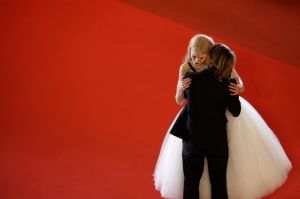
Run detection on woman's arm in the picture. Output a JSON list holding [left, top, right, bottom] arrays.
[[175, 63, 191, 105], [229, 68, 244, 95]]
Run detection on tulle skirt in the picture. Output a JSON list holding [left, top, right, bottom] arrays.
[[153, 97, 292, 199]]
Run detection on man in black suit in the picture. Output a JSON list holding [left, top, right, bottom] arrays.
[[172, 44, 241, 199]]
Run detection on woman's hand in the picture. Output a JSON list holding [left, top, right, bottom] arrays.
[[181, 77, 192, 91], [228, 82, 243, 95]]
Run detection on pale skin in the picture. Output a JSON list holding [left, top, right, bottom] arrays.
[[175, 49, 244, 105]]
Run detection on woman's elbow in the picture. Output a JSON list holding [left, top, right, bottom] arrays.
[[175, 95, 184, 105]]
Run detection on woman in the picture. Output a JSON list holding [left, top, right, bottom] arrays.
[[154, 35, 292, 199]]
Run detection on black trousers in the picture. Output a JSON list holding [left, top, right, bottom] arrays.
[[182, 136, 229, 199]]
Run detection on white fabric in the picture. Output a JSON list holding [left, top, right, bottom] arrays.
[[153, 97, 292, 199]]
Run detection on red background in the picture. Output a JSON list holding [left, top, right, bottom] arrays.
[[0, 0, 299, 198]]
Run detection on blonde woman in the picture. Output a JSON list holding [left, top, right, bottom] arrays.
[[154, 35, 292, 199], [175, 34, 243, 106]]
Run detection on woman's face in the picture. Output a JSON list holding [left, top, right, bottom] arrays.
[[191, 48, 209, 67]]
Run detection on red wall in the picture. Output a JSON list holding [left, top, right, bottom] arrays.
[[0, 0, 299, 198]]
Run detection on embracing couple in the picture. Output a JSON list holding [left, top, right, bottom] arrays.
[[154, 34, 291, 199]]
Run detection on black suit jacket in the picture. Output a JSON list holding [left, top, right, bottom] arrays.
[[170, 68, 241, 142]]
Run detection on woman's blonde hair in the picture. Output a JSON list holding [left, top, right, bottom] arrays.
[[210, 43, 236, 80], [184, 34, 214, 63]]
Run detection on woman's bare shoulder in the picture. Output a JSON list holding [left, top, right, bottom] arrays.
[[179, 62, 190, 74]]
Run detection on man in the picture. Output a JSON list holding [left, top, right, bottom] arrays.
[[172, 43, 241, 199]]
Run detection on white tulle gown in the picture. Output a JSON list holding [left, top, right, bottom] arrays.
[[153, 97, 292, 199]]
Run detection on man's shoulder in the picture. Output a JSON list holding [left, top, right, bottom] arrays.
[[188, 68, 214, 79]]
